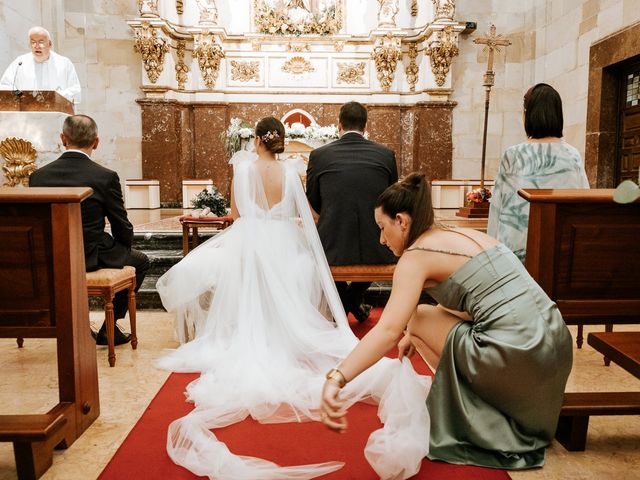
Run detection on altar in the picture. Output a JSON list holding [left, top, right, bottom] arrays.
[[129, 0, 471, 206]]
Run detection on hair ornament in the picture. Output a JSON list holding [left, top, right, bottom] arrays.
[[261, 130, 280, 142]]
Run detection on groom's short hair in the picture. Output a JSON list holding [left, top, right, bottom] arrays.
[[339, 101, 367, 132]]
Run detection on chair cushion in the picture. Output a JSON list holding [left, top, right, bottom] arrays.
[[86, 266, 136, 286]]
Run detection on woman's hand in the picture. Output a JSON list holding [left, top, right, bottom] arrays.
[[397, 332, 415, 360], [320, 379, 348, 432]]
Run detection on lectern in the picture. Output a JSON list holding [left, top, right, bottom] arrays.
[[0, 90, 74, 115]]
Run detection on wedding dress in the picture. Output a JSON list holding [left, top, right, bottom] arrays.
[[156, 151, 431, 479]]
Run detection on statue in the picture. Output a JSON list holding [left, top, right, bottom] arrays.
[[196, 0, 218, 24], [377, 0, 398, 28]]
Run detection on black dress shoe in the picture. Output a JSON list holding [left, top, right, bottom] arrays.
[[95, 324, 131, 346], [353, 303, 372, 323]]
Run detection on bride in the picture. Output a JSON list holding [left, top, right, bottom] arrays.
[[156, 116, 431, 479]]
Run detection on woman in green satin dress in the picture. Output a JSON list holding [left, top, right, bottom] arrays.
[[319, 173, 573, 470]]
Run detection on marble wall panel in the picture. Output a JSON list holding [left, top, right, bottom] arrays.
[[139, 100, 186, 205], [139, 101, 455, 203]]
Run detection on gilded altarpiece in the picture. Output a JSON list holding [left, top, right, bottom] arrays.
[[129, 0, 469, 204]]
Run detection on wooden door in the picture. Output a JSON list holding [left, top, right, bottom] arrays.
[[618, 61, 640, 183]]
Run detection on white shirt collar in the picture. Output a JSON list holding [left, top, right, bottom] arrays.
[[340, 130, 364, 137], [65, 149, 92, 159]]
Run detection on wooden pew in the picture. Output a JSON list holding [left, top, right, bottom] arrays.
[[520, 188, 640, 451], [0, 187, 100, 479]]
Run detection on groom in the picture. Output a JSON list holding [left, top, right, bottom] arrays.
[[306, 101, 397, 322]]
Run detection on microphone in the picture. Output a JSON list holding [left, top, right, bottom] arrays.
[[12, 61, 23, 98]]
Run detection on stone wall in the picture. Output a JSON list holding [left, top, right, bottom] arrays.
[[452, 0, 640, 183], [0, 0, 142, 181]]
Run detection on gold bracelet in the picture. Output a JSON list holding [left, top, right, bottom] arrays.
[[325, 368, 347, 388]]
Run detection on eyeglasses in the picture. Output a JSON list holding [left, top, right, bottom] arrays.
[[30, 40, 49, 47]]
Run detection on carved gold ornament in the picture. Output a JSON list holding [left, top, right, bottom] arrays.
[[405, 43, 419, 92], [176, 0, 184, 14], [133, 23, 169, 84], [194, 33, 225, 88], [282, 56, 314, 75], [251, 39, 262, 52], [137, 0, 158, 16], [411, 0, 418, 16], [337, 62, 366, 84], [425, 26, 459, 87], [371, 34, 401, 91], [432, 0, 455, 20], [175, 40, 190, 90], [287, 42, 310, 53], [231, 60, 260, 82], [0, 137, 37, 187], [333, 40, 345, 52]]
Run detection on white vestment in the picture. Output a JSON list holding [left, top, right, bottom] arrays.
[[0, 51, 81, 104], [156, 151, 431, 479]]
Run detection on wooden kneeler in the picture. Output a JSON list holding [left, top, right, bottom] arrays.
[[86, 266, 138, 367]]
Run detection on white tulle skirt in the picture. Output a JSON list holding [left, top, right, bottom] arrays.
[[156, 216, 431, 479]]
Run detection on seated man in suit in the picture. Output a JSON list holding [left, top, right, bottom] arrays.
[[306, 101, 398, 322], [30, 114, 149, 345]]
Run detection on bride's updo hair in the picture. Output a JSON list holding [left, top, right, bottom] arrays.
[[255, 116, 286, 154], [375, 173, 434, 248]]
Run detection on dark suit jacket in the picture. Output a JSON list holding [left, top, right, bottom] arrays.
[[306, 132, 398, 265], [29, 151, 134, 271]]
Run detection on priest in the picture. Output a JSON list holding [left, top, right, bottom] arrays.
[[0, 26, 81, 104]]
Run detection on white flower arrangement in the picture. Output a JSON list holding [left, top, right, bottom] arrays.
[[220, 117, 339, 157]]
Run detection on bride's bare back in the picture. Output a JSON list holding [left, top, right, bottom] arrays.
[[254, 159, 284, 210]]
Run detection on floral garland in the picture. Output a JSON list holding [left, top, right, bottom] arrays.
[[255, 4, 340, 36], [220, 118, 339, 158]]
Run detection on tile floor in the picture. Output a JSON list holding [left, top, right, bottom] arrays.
[[1, 314, 638, 480]]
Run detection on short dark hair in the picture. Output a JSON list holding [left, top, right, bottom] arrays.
[[375, 173, 434, 249], [339, 101, 367, 131], [255, 116, 285, 154], [63, 115, 98, 148], [523, 83, 563, 139]]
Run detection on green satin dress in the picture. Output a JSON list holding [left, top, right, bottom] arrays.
[[424, 244, 572, 469]]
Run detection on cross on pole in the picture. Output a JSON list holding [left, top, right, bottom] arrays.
[[473, 24, 511, 189]]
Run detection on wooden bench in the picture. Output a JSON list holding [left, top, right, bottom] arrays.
[[329, 264, 395, 282], [521, 189, 640, 451], [0, 412, 67, 480], [556, 391, 640, 451], [0, 188, 100, 479]]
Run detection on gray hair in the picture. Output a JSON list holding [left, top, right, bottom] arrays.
[[63, 115, 98, 148], [28, 26, 52, 43]]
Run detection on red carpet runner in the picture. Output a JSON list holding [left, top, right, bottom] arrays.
[[99, 309, 511, 479]]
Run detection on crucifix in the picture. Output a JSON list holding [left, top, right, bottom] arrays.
[[474, 24, 511, 190]]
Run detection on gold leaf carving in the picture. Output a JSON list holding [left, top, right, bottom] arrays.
[[176, 0, 183, 14], [133, 23, 169, 84], [282, 56, 314, 75], [425, 26, 459, 87], [0, 137, 37, 187], [371, 34, 401, 91], [231, 60, 260, 82], [405, 43, 419, 92], [175, 40, 189, 90], [287, 42, 310, 52], [333, 40, 345, 52], [337, 62, 366, 85], [194, 33, 225, 89], [411, 0, 418, 16]]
